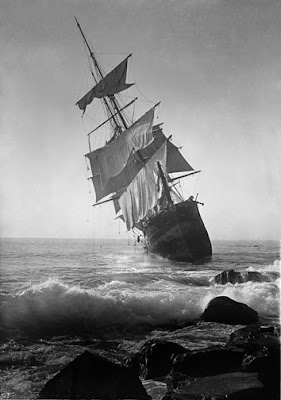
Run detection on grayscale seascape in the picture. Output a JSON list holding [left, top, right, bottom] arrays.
[[0, 238, 279, 398], [1, 1, 280, 398]]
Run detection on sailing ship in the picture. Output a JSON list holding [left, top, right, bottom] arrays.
[[75, 19, 212, 262]]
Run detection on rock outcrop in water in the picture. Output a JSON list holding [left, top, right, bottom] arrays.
[[38, 350, 150, 399], [211, 269, 270, 285], [201, 296, 259, 325]]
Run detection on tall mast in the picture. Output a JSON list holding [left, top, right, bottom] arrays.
[[157, 161, 173, 206], [75, 18, 129, 130]]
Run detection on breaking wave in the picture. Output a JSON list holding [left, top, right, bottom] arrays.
[[2, 279, 203, 337], [246, 258, 280, 274], [2, 270, 279, 338]]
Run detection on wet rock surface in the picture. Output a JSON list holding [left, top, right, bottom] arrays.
[[38, 324, 280, 400], [227, 324, 280, 347], [166, 345, 244, 391], [38, 350, 150, 399], [163, 372, 265, 400], [164, 324, 280, 400], [211, 269, 272, 285], [128, 339, 186, 379], [201, 296, 259, 325], [228, 325, 281, 396]]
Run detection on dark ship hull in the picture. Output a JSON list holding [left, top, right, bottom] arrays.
[[143, 199, 212, 262]]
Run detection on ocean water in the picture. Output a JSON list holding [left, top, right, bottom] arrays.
[[0, 238, 280, 399]]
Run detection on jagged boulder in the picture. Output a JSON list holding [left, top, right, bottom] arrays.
[[38, 350, 150, 399], [166, 345, 244, 391], [228, 325, 279, 348], [128, 339, 186, 379], [163, 372, 265, 400], [242, 343, 280, 395], [228, 325, 280, 396], [211, 270, 243, 285], [211, 269, 269, 285], [163, 325, 280, 400], [201, 296, 258, 325]]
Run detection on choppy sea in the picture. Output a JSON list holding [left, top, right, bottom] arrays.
[[0, 238, 280, 399]]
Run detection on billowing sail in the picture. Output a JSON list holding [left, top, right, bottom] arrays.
[[119, 142, 167, 230], [86, 106, 155, 191], [77, 57, 133, 113], [87, 125, 193, 202], [75, 22, 212, 262], [143, 126, 194, 174], [89, 152, 142, 202]]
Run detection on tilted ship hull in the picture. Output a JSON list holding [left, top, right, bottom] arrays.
[[75, 20, 212, 263], [143, 199, 212, 262]]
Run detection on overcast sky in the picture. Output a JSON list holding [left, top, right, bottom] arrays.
[[0, 0, 280, 240]]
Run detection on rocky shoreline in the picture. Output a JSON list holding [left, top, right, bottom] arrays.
[[38, 293, 280, 399]]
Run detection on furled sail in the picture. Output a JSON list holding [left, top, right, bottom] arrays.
[[87, 125, 193, 203], [118, 142, 167, 230], [86, 106, 155, 191], [77, 57, 133, 113]]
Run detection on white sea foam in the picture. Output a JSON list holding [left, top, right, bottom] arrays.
[[202, 279, 280, 317], [3, 274, 279, 337], [3, 279, 203, 335], [246, 258, 280, 273]]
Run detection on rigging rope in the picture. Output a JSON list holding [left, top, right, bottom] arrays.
[[75, 62, 90, 104], [130, 61, 157, 105], [193, 173, 199, 198]]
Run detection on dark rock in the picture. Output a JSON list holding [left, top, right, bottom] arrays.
[[227, 325, 280, 397], [241, 347, 268, 372], [142, 380, 168, 400], [163, 372, 266, 400], [212, 270, 244, 285], [242, 343, 280, 395], [256, 345, 280, 397], [163, 325, 280, 399], [211, 269, 270, 285], [167, 345, 244, 391], [0, 353, 40, 367], [228, 324, 280, 348], [128, 339, 186, 380], [201, 296, 258, 325], [245, 271, 269, 282], [38, 350, 150, 399], [26, 354, 41, 366]]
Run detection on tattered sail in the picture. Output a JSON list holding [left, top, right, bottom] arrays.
[[76, 20, 212, 262], [119, 142, 167, 230], [77, 57, 133, 113], [87, 125, 193, 203], [86, 106, 155, 192], [145, 127, 193, 174]]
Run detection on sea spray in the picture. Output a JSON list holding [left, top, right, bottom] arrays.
[[3, 272, 279, 338], [245, 258, 280, 273], [2, 278, 208, 337], [203, 280, 280, 317], [0, 238, 279, 400]]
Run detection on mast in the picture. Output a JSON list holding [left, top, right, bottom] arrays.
[[157, 161, 173, 206], [75, 18, 129, 131], [87, 97, 138, 138]]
